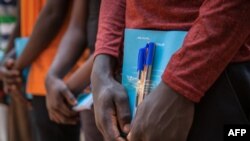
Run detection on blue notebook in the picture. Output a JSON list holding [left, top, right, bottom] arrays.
[[122, 29, 187, 117], [15, 38, 29, 82], [15, 37, 32, 99]]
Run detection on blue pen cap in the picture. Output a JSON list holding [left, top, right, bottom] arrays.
[[145, 42, 155, 65], [137, 47, 146, 71]]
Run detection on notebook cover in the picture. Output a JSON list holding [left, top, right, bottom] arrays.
[[122, 29, 187, 117]]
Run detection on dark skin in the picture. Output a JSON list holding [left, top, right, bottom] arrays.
[[1, 57, 21, 93], [0, 0, 20, 92], [45, 0, 89, 125], [47, 0, 88, 79], [46, 55, 94, 125], [91, 55, 131, 141], [5, 0, 20, 53], [2, 0, 73, 122], [15, 0, 71, 70], [127, 82, 194, 141], [2, 0, 71, 86], [91, 55, 195, 141], [66, 55, 94, 94], [0, 50, 17, 82]]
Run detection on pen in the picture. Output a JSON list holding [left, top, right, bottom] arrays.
[[136, 47, 146, 106], [136, 42, 155, 107], [143, 42, 155, 97]]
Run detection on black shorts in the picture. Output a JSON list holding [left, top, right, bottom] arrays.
[[32, 96, 80, 141]]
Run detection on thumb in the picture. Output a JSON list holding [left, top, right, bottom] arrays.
[[61, 88, 77, 106]]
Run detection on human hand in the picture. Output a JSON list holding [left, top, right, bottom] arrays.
[[0, 58, 22, 93], [127, 81, 194, 141], [45, 74, 79, 125], [91, 55, 131, 141]]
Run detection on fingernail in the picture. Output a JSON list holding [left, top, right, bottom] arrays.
[[123, 124, 130, 133]]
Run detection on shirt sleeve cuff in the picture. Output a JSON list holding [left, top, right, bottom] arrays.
[[94, 48, 120, 60], [162, 69, 204, 103]]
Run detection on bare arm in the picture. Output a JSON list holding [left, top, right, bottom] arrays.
[[48, 0, 88, 79], [45, 0, 91, 125], [66, 55, 94, 94], [5, 0, 20, 53], [15, 0, 70, 70]]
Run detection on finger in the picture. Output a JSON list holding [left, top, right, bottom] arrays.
[[61, 88, 77, 106], [3, 81, 9, 93], [1, 67, 19, 78], [127, 133, 132, 141], [101, 109, 126, 141], [5, 59, 15, 69], [55, 111, 78, 125], [50, 110, 78, 125], [3, 70, 20, 80], [3, 80, 16, 94], [115, 91, 131, 134], [49, 111, 61, 123], [58, 101, 78, 117], [127, 130, 142, 141], [4, 77, 22, 85], [48, 109, 65, 123], [52, 104, 79, 124]]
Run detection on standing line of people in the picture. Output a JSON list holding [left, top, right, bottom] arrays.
[[0, 0, 249, 141], [1, 0, 102, 141]]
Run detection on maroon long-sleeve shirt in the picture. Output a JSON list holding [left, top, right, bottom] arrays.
[[94, 0, 250, 102]]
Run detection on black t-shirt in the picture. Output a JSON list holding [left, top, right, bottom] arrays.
[[86, 0, 101, 53]]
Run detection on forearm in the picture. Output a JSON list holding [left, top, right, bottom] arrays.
[[48, 0, 88, 78], [15, 1, 69, 70], [66, 55, 94, 94], [6, 22, 20, 53], [6, 0, 21, 53], [91, 55, 117, 90], [49, 29, 86, 78]]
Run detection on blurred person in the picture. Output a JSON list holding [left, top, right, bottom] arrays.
[[0, 0, 35, 141], [91, 0, 250, 141], [1, 0, 84, 141], [45, 0, 103, 141]]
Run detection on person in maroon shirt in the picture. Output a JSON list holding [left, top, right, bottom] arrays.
[[92, 0, 250, 141]]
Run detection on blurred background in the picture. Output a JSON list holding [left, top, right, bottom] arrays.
[[0, 0, 17, 141]]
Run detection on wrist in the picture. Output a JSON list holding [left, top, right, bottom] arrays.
[[65, 83, 79, 97], [47, 69, 62, 79], [91, 55, 118, 97], [45, 73, 59, 87], [91, 54, 116, 83]]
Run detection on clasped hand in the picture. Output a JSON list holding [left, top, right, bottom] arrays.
[[45, 74, 79, 125], [0, 58, 22, 93]]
